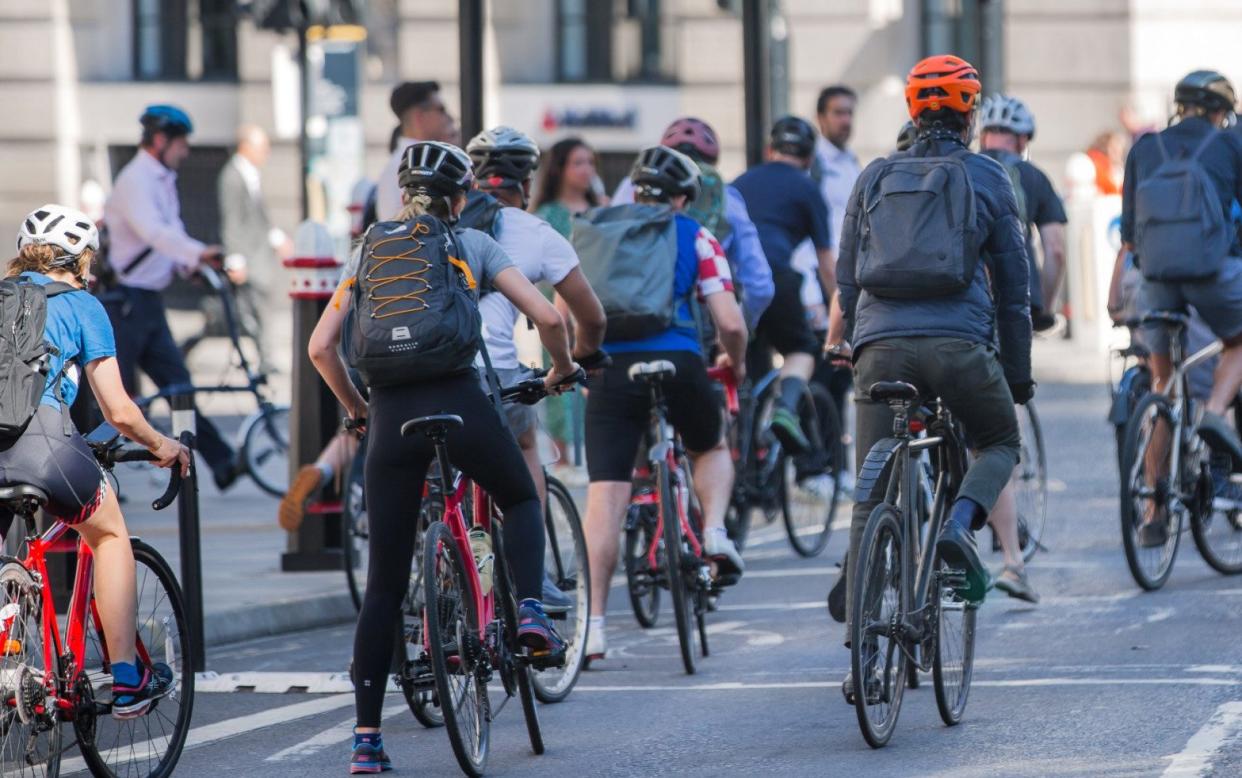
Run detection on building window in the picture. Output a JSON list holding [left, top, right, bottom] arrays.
[[555, 0, 673, 84], [556, 0, 610, 82], [133, 0, 237, 81]]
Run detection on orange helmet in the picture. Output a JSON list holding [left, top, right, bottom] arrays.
[[905, 55, 981, 120]]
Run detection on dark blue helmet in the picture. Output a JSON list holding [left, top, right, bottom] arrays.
[[140, 105, 194, 137]]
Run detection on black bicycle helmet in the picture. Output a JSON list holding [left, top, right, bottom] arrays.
[[398, 141, 475, 197], [630, 145, 701, 202], [896, 121, 919, 152], [769, 115, 817, 158], [1174, 70, 1237, 114], [466, 126, 540, 189]]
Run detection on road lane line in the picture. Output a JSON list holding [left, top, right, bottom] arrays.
[[570, 678, 1242, 692], [196, 670, 398, 694], [266, 702, 408, 763], [1162, 701, 1242, 777]]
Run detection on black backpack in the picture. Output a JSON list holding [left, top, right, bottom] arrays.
[[0, 277, 77, 440], [343, 215, 482, 388]]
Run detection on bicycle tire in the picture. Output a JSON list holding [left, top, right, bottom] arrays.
[[0, 561, 61, 778], [932, 556, 977, 726], [423, 521, 489, 776], [532, 476, 590, 703], [697, 590, 710, 658], [1119, 393, 1183, 590], [624, 506, 661, 628], [492, 529, 545, 756], [79, 539, 195, 778], [657, 461, 698, 675], [399, 662, 444, 729], [849, 502, 907, 749], [342, 446, 369, 611], [241, 403, 291, 497], [1015, 402, 1049, 563], [781, 384, 841, 558], [1190, 485, 1242, 575]]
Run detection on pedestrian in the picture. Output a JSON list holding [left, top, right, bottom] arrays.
[[101, 105, 240, 491], [531, 137, 606, 239], [374, 81, 459, 221], [1086, 130, 1126, 196], [217, 124, 291, 374]]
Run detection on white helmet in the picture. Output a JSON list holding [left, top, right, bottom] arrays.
[[17, 204, 100, 258], [979, 94, 1036, 139]]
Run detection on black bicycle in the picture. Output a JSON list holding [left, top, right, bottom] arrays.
[[848, 381, 976, 748]]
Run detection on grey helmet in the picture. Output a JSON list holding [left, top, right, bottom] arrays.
[[979, 94, 1036, 139], [1174, 70, 1237, 115], [466, 126, 541, 187]]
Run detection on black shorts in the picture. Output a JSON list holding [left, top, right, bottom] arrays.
[[585, 351, 724, 482], [755, 269, 819, 357], [0, 406, 107, 525]]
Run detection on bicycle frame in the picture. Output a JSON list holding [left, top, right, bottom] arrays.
[[424, 462, 496, 647], [1152, 328, 1222, 512], [631, 381, 705, 571]]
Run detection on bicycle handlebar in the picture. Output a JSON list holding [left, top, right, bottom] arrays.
[[500, 367, 587, 406], [93, 431, 189, 511]]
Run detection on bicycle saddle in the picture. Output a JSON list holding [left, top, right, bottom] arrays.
[[400, 414, 464, 439], [0, 484, 49, 512], [868, 381, 919, 403], [627, 360, 677, 383], [1139, 310, 1189, 329]]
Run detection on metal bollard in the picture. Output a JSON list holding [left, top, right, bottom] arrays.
[[171, 393, 206, 672]]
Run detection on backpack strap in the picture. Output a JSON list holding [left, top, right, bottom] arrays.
[[1188, 130, 1220, 161], [446, 228, 508, 423], [43, 281, 80, 298], [1152, 131, 1171, 163]]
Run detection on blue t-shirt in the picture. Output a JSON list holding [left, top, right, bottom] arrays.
[[21, 272, 116, 408], [731, 161, 832, 273], [604, 214, 703, 355]]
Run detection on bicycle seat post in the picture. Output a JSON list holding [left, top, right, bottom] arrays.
[[890, 400, 912, 438]]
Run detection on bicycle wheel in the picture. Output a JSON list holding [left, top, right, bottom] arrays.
[[422, 521, 489, 776], [932, 556, 976, 726], [241, 403, 291, 497], [1190, 479, 1242, 575], [781, 384, 841, 558], [1119, 393, 1183, 590], [532, 476, 589, 703], [849, 502, 907, 749], [342, 446, 369, 611], [399, 505, 443, 728], [1014, 402, 1048, 562], [657, 461, 698, 675], [79, 539, 194, 778], [492, 530, 544, 756], [0, 562, 60, 778], [624, 505, 660, 628]]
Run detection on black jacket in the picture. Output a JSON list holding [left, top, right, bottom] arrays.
[[838, 135, 1032, 386]]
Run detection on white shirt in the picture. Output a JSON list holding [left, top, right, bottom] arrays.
[[375, 136, 418, 222], [103, 150, 204, 290], [479, 208, 579, 369], [791, 135, 861, 307]]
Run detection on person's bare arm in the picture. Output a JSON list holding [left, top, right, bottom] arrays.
[[817, 247, 837, 302], [1037, 222, 1067, 310], [309, 279, 368, 425], [85, 357, 189, 473], [553, 267, 606, 359], [492, 267, 578, 385], [705, 290, 748, 382]]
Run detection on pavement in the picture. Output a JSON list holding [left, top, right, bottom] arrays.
[[49, 333, 1242, 776]]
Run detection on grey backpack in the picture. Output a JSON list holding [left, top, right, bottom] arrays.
[[1135, 131, 1229, 282], [856, 149, 979, 298], [572, 203, 680, 341], [0, 278, 76, 440]]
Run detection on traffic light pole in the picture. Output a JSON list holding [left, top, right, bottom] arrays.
[[742, 0, 770, 168], [458, 0, 485, 144]]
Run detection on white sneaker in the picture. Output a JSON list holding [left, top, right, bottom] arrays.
[[585, 623, 606, 664], [704, 529, 744, 579]]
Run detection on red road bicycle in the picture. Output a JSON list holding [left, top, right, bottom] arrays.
[[0, 427, 194, 778]]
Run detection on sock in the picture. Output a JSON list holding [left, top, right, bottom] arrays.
[[948, 497, 987, 533], [112, 661, 142, 688], [354, 730, 382, 750], [778, 376, 807, 413], [708, 526, 729, 539], [315, 461, 334, 483], [589, 615, 606, 635]]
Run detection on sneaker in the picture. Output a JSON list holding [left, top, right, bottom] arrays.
[[1138, 518, 1170, 548], [584, 624, 606, 666], [1210, 454, 1242, 504], [541, 571, 573, 616], [992, 564, 1040, 604], [841, 668, 883, 706], [827, 557, 847, 623], [769, 407, 811, 456], [350, 740, 392, 774], [212, 457, 244, 493], [517, 600, 567, 666], [280, 464, 325, 531], [704, 530, 744, 582], [112, 662, 175, 719], [935, 521, 988, 604], [1197, 411, 1242, 470]]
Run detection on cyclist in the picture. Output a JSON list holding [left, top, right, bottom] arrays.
[[101, 105, 238, 491], [307, 141, 578, 774], [612, 117, 775, 328], [580, 146, 748, 664], [0, 205, 189, 717], [732, 116, 836, 458], [464, 125, 608, 609], [978, 94, 1068, 332], [826, 56, 1032, 698], [1120, 70, 1242, 544]]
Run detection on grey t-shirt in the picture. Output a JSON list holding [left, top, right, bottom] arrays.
[[343, 224, 515, 297]]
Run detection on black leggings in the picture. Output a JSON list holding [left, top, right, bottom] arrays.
[[354, 372, 543, 728]]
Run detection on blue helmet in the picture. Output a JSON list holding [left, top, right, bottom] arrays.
[[140, 105, 194, 137]]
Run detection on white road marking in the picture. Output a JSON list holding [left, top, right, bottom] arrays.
[[1162, 701, 1242, 777], [571, 677, 1242, 692], [196, 670, 396, 694], [609, 565, 837, 590], [265, 702, 408, 763]]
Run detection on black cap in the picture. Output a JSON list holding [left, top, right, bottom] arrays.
[[390, 81, 441, 118], [1175, 70, 1237, 114]]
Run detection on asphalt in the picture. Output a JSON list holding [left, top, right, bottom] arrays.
[[49, 378, 1242, 777]]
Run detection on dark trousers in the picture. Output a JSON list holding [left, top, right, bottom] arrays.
[[846, 337, 1019, 631], [103, 286, 234, 474]]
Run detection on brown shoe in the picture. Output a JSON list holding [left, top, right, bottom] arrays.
[[279, 465, 324, 531]]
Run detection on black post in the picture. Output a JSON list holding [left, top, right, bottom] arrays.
[[297, 22, 311, 219], [458, 0, 485, 144], [742, 0, 770, 168], [170, 393, 206, 672]]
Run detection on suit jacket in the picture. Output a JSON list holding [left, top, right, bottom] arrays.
[[218, 156, 277, 293]]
